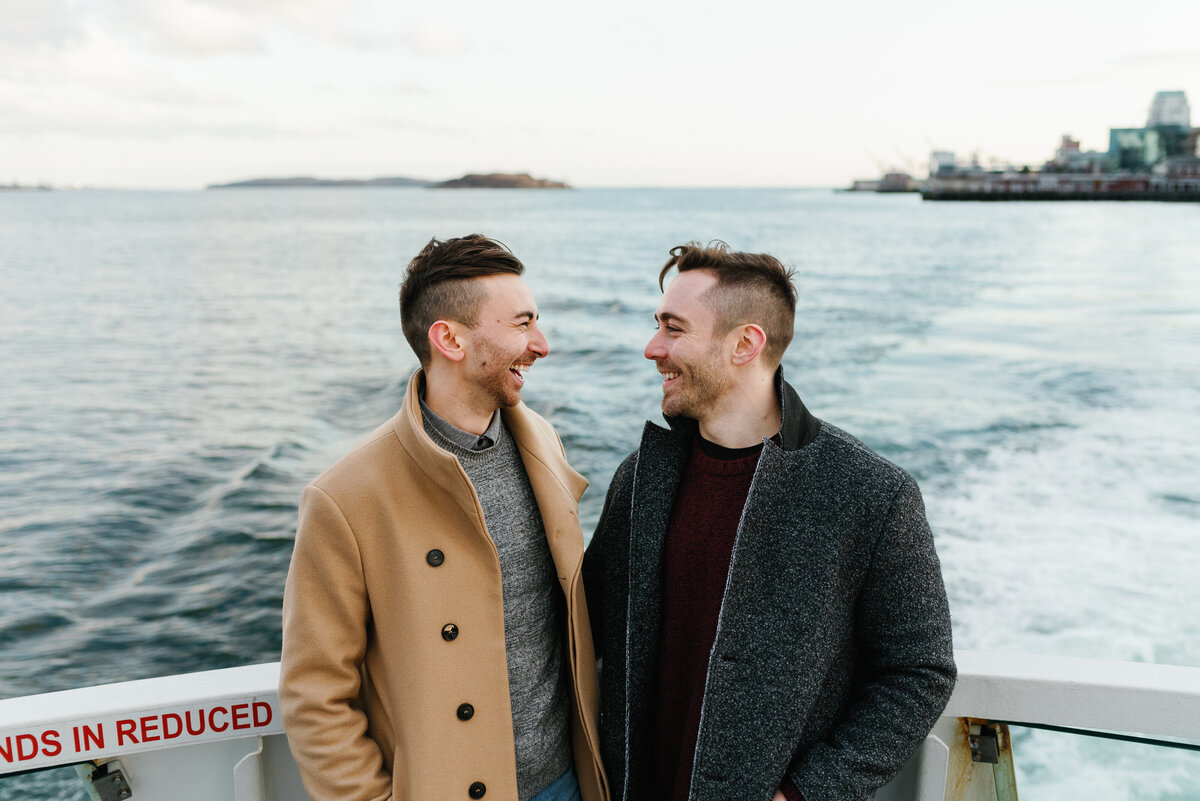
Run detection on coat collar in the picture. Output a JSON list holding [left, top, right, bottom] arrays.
[[658, 367, 821, 452], [393, 369, 583, 487], [391, 369, 588, 564], [392, 369, 476, 519]]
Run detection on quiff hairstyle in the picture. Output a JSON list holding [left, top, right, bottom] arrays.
[[399, 234, 525, 367], [659, 241, 798, 367]]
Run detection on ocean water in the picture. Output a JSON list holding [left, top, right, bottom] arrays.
[[1, 188, 1197, 799]]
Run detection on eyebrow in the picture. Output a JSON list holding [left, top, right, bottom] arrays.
[[655, 311, 688, 326], [514, 311, 538, 322]]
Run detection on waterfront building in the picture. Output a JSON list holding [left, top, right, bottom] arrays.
[[921, 91, 1199, 201], [1045, 135, 1108, 173], [1147, 90, 1191, 127], [1108, 125, 1194, 171], [1152, 154, 1200, 195], [1106, 90, 1194, 171], [929, 151, 958, 176]]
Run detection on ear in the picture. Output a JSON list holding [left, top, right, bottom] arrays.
[[428, 320, 466, 363], [730, 323, 767, 366]]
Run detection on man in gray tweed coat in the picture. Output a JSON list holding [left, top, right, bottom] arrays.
[[582, 242, 956, 801]]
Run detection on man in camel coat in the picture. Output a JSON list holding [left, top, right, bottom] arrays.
[[281, 234, 607, 801]]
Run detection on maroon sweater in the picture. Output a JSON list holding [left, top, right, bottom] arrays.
[[646, 435, 803, 801]]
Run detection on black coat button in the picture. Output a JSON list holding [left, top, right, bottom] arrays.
[[457, 703, 474, 721], [426, 549, 444, 567], [442, 623, 459, 641], [468, 782, 486, 799]]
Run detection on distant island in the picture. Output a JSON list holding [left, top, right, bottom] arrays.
[[207, 172, 569, 190], [433, 173, 569, 189], [207, 176, 433, 189]]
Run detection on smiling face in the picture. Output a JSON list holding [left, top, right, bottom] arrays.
[[644, 270, 735, 421], [462, 273, 548, 409]]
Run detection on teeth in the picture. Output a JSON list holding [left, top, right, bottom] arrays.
[[661, 372, 678, 380]]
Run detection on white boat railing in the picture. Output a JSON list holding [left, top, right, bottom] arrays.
[[2, 651, 1198, 800], [877, 652, 1200, 801]]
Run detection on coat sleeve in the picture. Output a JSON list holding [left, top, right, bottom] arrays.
[[279, 485, 393, 801], [581, 482, 613, 664], [582, 454, 636, 664], [787, 476, 957, 801]]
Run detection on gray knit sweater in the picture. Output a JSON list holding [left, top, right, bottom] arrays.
[[422, 407, 571, 801]]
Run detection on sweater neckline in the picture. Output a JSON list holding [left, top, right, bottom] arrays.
[[690, 435, 762, 476]]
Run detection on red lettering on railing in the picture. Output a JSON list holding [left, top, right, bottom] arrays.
[[116, 719, 138, 746], [208, 706, 229, 733], [82, 723, 104, 751], [162, 713, 183, 739], [40, 731, 61, 758], [185, 710, 205, 736], [3, 698, 278, 765], [140, 715, 160, 743], [16, 735, 38, 761]]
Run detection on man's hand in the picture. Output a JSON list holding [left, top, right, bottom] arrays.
[[772, 791, 786, 801]]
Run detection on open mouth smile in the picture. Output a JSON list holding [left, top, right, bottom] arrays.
[[510, 363, 532, 386]]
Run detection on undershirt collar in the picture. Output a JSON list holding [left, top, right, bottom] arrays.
[[418, 389, 502, 451], [696, 430, 781, 461]]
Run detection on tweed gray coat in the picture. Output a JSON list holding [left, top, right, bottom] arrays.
[[582, 373, 956, 801]]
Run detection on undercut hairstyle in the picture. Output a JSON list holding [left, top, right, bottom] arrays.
[[659, 240, 798, 366], [399, 234, 525, 366]]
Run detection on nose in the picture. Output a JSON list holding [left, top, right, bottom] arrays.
[[529, 321, 549, 358], [644, 329, 666, 361]]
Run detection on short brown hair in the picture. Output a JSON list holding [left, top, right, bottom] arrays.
[[659, 241, 798, 366], [399, 234, 524, 366]]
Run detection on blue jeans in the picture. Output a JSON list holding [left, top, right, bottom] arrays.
[[530, 768, 581, 801]]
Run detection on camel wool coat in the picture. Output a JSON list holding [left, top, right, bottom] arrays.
[[280, 370, 608, 801]]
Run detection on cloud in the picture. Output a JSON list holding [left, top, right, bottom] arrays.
[[404, 18, 468, 56], [202, 0, 351, 34], [0, 0, 90, 49], [0, 0, 451, 61], [347, 79, 432, 97], [1108, 49, 1200, 68], [990, 48, 1200, 92], [0, 26, 241, 109], [194, 0, 393, 48], [0, 85, 330, 138], [354, 109, 468, 137], [119, 0, 267, 56], [0, 0, 268, 60], [388, 79, 431, 96]]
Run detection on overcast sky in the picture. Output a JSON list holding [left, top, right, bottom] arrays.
[[2, 0, 1197, 188]]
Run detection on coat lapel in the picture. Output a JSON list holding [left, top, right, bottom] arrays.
[[691, 436, 847, 781], [392, 370, 487, 525], [504, 403, 589, 582], [624, 420, 690, 783], [719, 439, 842, 676]]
